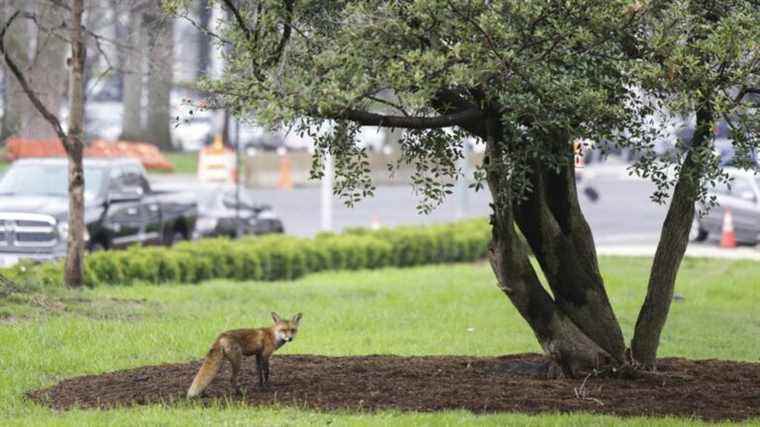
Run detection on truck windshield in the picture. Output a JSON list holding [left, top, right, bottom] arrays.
[[0, 163, 106, 197]]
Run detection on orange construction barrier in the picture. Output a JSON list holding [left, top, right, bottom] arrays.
[[197, 135, 236, 183], [720, 208, 736, 248], [3, 137, 174, 171]]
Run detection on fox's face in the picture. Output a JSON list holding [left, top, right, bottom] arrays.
[[271, 312, 302, 347]]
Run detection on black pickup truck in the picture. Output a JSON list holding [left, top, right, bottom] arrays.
[[0, 157, 197, 266]]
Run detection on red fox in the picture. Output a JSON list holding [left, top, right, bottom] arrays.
[[186, 312, 302, 398]]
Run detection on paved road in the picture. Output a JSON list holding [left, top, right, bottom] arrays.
[[152, 162, 673, 245]]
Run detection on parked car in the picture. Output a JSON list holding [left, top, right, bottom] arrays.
[[691, 167, 760, 244], [194, 185, 284, 238], [0, 157, 198, 266]]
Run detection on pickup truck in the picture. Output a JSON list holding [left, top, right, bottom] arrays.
[[0, 157, 198, 266]]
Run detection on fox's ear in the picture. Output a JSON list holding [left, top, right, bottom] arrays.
[[271, 312, 282, 323], [292, 313, 302, 325]]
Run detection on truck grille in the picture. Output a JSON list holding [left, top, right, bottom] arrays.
[[0, 213, 58, 248]]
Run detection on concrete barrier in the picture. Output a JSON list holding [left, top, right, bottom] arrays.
[[243, 151, 484, 188]]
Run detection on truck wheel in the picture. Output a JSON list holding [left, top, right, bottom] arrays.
[[164, 229, 185, 246], [689, 219, 708, 242], [89, 241, 106, 252]]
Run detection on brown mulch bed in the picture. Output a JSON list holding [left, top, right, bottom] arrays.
[[27, 353, 760, 421]]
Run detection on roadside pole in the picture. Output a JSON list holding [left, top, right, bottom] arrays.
[[456, 140, 471, 219], [234, 117, 241, 236], [321, 152, 333, 231]]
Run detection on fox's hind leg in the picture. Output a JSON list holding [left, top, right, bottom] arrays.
[[221, 340, 243, 395]]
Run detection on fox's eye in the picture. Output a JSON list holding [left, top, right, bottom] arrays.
[[291, 329, 297, 333]]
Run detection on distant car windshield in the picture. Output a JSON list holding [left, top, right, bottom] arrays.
[[0, 163, 106, 197]]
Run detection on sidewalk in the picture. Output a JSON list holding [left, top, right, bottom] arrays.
[[597, 244, 760, 260]]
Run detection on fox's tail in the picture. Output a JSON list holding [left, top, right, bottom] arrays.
[[187, 344, 224, 398]]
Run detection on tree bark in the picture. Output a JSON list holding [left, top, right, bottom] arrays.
[[484, 116, 613, 377], [110, 0, 126, 101], [120, 8, 144, 141], [63, 0, 86, 288], [513, 131, 626, 363], [196, 0, 211, 79], [0, 0, 27, 139], [145, 9, 174, 150], [19, 3, 66, 139], [631, 102, 714, 368]]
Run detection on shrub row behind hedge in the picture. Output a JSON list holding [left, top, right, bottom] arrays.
[[0, 218, 492, 288]]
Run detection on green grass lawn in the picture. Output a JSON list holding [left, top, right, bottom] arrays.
[[0, 147, 8, 174], [163, 151, 199, 175], [1, 257, 759, 426]]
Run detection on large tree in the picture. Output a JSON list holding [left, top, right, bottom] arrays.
[[170, 0, 759, 375]]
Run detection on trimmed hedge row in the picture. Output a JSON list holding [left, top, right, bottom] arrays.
[[0, 218, 491, 288]]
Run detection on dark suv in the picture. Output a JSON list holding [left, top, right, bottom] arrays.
[[0, 157, 198, 266]]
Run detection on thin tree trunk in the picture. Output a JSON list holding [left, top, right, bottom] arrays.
[[120, 9, 144, 141], [19, 3, 65, 139], [110, 0, 126, 101], [631, 102, 714, 368], [0, 3, 86, 288], [0, 0, 26, 139], [64, 0, 86, 288], [196, 0, 211, 79], [145, 9, 174, 150]]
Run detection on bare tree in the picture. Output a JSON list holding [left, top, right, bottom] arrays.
[[0, 0, 87, 286]]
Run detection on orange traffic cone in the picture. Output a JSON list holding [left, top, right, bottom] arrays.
[[276, 152, 293, 190], [370, 215, 382, 231], [720, 209, 736, 248]]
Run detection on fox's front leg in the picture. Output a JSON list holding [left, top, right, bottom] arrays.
[[262, 358, 270, 387], [255, 354, 264, 387]]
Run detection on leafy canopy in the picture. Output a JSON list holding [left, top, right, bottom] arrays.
[[168, 0, 759, 211]]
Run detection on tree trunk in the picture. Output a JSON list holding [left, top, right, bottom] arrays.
[[512, 130, 626, 363], [120, 9, 144, 141], [196, 0, 211, 79], [145, 9, 174, 150], [630, 102, 714, 368], [110, 0, 126, 101], [64, 0, 86, 288], [483, 116, 618, 376], [19, 3, 65, 139], [0, 0, 27, 139]]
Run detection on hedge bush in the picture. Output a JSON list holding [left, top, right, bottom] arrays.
[[0, 218, 492, 288]]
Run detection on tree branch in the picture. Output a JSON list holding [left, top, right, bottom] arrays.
[[733, 86, 760, 105], [220, 0, 266, 81], [265, 0, 294, 67], [329, 107, 483, 130], [0, 11, 68, 145], [221, 0, 254, 41]]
